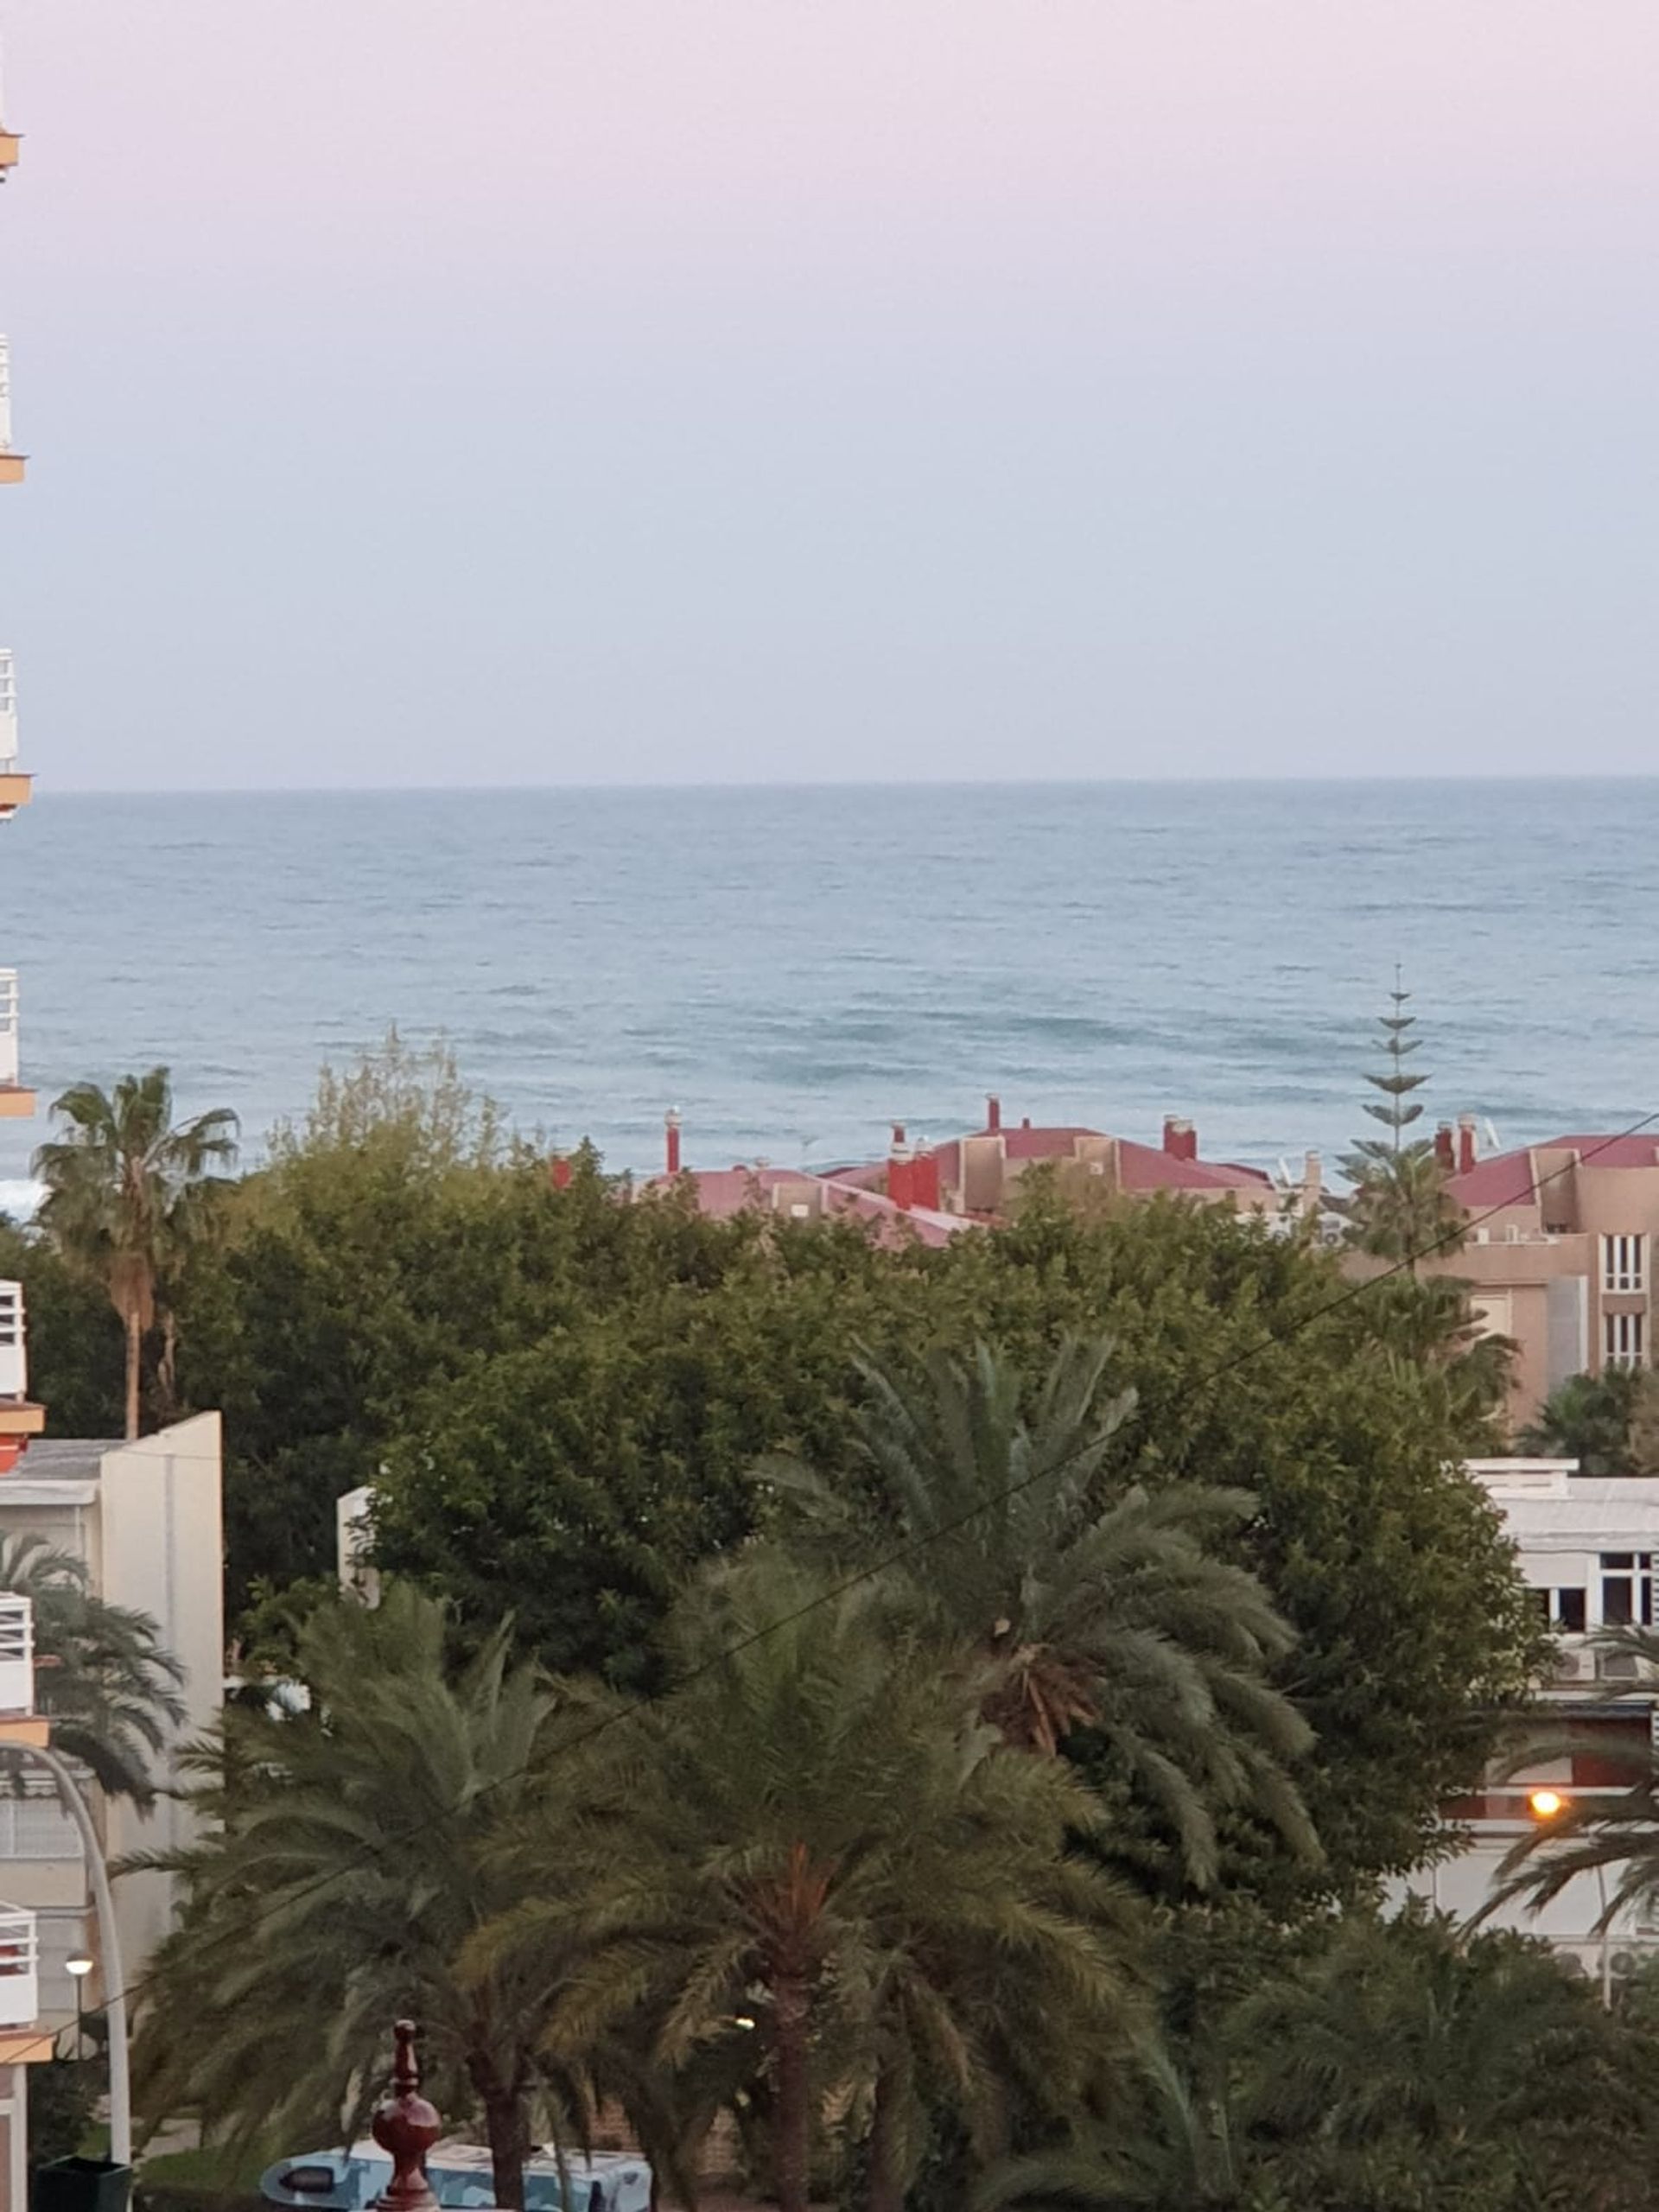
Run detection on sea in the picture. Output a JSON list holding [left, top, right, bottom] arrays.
[[1, 779, 1652, 1208]]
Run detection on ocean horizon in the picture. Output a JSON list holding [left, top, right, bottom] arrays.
[[1, 778, 1651, 1204]]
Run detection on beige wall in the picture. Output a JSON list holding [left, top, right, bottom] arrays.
[[99, 1415, 224, 1989]]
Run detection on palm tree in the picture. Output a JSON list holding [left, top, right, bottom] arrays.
[[1518, 1367, 1647, 1477], [0, 1531, 185, 1804], [130, 1585, 566, 2210], [474, 1556, 1144, 2212], [974, 2043, 1246, 2211], [34, 1068, 238, 1440], [1233, 1909, 1613, 2211], [766, 1339, 1317, 1887]]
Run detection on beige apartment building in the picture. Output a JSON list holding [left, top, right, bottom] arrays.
[[1422, 1132, 1659, 1424]]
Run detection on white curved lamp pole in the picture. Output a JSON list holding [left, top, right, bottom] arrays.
[[30, 1748, 130, 2164]]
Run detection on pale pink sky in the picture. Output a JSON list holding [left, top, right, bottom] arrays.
[[1, 0, 1655, 786]]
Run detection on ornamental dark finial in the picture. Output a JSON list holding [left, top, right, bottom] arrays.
[[371, 2020, 442, 2212]]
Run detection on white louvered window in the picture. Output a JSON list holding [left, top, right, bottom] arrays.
[[1605, 1310, 1646, 1368], [1605, 1235, 1647, 1294]]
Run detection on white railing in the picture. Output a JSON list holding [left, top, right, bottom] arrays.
[[0, 1592, 32, 1715], [0, 1904, 38, 2027], [0, 651, 16, 770], [0, 1793, 80, 1860], [0, 971, 18, 1089], [0, 1279, 25, 1398]]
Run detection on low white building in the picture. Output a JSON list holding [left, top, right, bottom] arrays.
[[1402, 1459, 1659, 1992]]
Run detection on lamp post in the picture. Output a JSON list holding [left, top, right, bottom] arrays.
[[28, 1749, 130, 2164], [65, 1953, 93, 2062], [1528, 1787, 1613, 2006]]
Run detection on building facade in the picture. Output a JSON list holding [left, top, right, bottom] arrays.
[[1424, 1135, 1659, 1423], [1401, 1459, 1659, 1993]]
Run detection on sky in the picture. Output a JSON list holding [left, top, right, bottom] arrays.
[[0, 0, 1653, 790]]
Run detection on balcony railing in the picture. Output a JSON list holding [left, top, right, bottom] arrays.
[[0, 1593, 34, 1715], [0, 1904, 39, 2027], [0, 1793, 80, 1861]]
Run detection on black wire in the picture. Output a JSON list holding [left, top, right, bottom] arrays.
[[97, 1111, 1659, 2026]]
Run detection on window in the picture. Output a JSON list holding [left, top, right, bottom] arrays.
[[1601, 1553, 1654, 1628], [1604, 1235, 1647, 1294], [1605, 1311, 1646, 1367], [1538, 1586, 1587, 1631]]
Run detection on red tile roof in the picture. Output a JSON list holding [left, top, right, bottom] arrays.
[[1449, 1135, 1659, 1213]]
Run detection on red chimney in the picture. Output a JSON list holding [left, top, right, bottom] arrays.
[[1433, 1123, 1454, 1171], [550, 1152, 573, 1191], [986, 1094, 1001, 1134], [1163, 1117, 1198, 1163], [665, 1109, 682, 1178], [911, 1148, 940, 1211], [1457, 1116, 1478, 1176], [888, 1123, 914, 1211]]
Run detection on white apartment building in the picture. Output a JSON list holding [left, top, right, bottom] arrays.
[[1402, 1459, 1659, 1992]]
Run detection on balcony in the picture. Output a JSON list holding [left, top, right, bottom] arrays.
[[0, 1905, 39, 2029], [0, 651, 30, 819], [0, 971, 31, 1115], [0, 1595, 45, 1748], [0, 334, 22, 483], [0, 1285, 45, 1478], [0, 130, 17, 174]]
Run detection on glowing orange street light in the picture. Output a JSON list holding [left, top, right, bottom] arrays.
[[1529, 1788, 1567, 1820]]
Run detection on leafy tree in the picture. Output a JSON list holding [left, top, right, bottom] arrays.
[[1519, 1367, 1649, 1476], [0, 1532, 185, 1804], [769, 1338, 1317, 1888], [1338, 984, 1464, 1265], [33, 1070, 238, 1439], [131, 1585, 569, 2209], [474, 1556, 1143, 2212]]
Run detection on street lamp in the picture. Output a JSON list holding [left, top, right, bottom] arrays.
[[65, 1954, 93, 2061], [1526, 1787, 1611, 2005]]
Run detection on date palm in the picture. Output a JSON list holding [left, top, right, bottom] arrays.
[[0, 1530, 185, 1805], [130, 1584, 567, 2209], [1233, 1909, 1615, 2212], [474, 1556, 1144, 2212], [34, 1068, 238, 1439], [766, 1338, 1317, 1886]]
